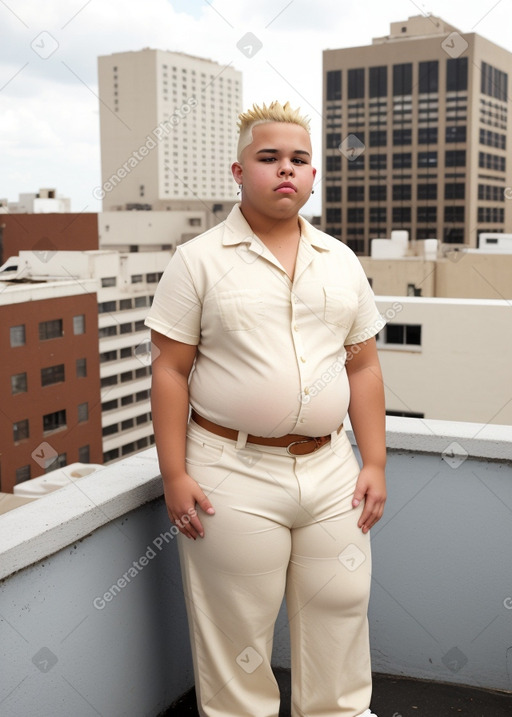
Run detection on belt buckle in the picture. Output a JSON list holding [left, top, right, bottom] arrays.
[[286, 437, 326, 456]]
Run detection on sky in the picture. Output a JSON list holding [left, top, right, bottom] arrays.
[[1, 0, 511, 215]]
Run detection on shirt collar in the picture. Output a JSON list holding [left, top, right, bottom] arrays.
[[222, 204, 330, 252]]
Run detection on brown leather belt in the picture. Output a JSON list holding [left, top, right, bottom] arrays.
[[190, 410, 341, 456]]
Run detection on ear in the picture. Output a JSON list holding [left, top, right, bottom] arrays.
[[231, 162, 243, 185], [312, 166, 317, 180]]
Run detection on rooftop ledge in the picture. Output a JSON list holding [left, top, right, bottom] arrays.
[[1, 416, 510, 581], [1, 416, 511, 715]]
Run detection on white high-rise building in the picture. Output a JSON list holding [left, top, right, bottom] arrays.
[[97, 48, 242, 209]]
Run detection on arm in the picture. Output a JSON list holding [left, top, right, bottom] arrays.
[[151, 330, 215, 539], [345, 337, 386, 533]]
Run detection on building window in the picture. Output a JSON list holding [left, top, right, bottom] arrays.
[[326, 155, 341, 172], [393, 185, 411, 201], [98, 301, 116, 314], [478, 184, 504, 201], [369, 154, 387, 170], [444, 228, 464, 243], [131, 274, 143, 284], [78, 445, 90, 463], [417, 206, 437, 223], [43, 409, 66, 433], [326, 208, 341, 223], [100, 350, 117, 363], [417, 184, 437, 200], [39, 319, 63, 341], [444, 206, 465, 222], [78, 402, 89, 423], [393, 63, 412, 95], [326, 133, 341, 149], [120, 322, 132, 334], [446, 150, 466, 167], [347, 208, 364, 223], [446, 57, 468, 92], [45, 453, 66, 473], [418, 60, 438, 93], [13, 419, 29, 442], [478, 207, 504, 223], [445, 183, 465, 200], [347, 186, 365, 202], [384, 324, 422, 346], [478, 152, 505, 172], [16, 465, 31, 484], [134, 296, 149, 308], [10, 325, 26, 347], [73, 315, 85, 334], [326, 186, 341, 202], [103, 448, 120, 462], [387, 410, 425, 418], [99, 326, 117, 338], [41, 364, 65, 387], [481, 61, 508, 102], [11, 372, 27, 394], [103, 424, 118, 437], [348, 68, 365, 99], [393, 153, 412, 169], [369, 185, 387, 201], [418, 127, 438, 144], [76, 358, 87, 378], [393, 129, 412, 146], [101, 277, 117, 288], [369, 65, 387, 98], [446, 126, 467, 143], [119, 299, 132, 310], [346, 155, 364, 171], [418, 151, 437, 168], [121, 395, 134, 406], [120, 347, 132, 359], [393, 207, 411, 223], [370, 207, 387, 223], [369, 130, 387, 147], [326, 70, 342, 100]]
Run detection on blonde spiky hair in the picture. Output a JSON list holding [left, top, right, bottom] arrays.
[[236, 101, 311, 161]]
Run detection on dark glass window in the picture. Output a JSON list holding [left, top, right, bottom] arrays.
[[326, 186, 341, 202], [446, 150, 466, 167], [326, 155, 341, 172], [417, 184, 437, 200], [417, 206, 437, 222], [386, 324, 422, 346], [39, 319, 63, 341], [369, 185, 387, 201], [347, 186, 365, 202], [418, 151, 437, 168], [444, 228, 464, 243], [98, 301, 116, 314], [418, 127, 438, 144], [78, 402, 89, 423], [73, 315, 85, 335], [369, 66, 387, 97], [16, 465, 31, 483], [348, 68, 365, 99], [369, 154, 387, 170], [41, 364, 65, 387], [446, 126, 466, 143], [370, 207, 387, 223], [393, 153, 412, 169], [393, 207, 411, 223], [445, 183, 465, 200], [326, 133, 341, 149], [13, 419, 29, 442], [444, 206, 465, 222], [10, 325, 25, 347], [43, 409, 67, 433], [418, 61, 438, 93], [369, 130, 387, 147], [393, 185, 411, 201], [481, 61, 508, 102], [326, 208, 341, 223], [78, 445, 90, 463], [347, 208, 364, 223], [76, 358, 87, 378], [393, 129, 412, 146], [393, 63, 412, 95], [327, 70, 342, 100], [346, 155, 364, 171], [446, 57, 468, 91], [11, 372, 27, 394]]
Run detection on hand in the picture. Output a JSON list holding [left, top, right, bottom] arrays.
[[163, 473, 215, 540], [352, 465, 386, 533]]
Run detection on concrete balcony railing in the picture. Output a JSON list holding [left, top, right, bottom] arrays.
[[1, 417, 511, 716]]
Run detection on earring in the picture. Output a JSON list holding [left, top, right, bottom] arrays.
[[311, 189, 315, 194], [237, 184, 242, 196]]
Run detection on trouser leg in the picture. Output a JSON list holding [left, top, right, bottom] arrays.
[[286, 430, 373, 717]]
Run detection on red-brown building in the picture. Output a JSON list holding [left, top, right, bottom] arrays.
[[1, 285, 102, 493], [0, 213, 98, 265]]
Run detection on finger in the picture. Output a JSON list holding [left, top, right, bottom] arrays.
[[196, 491, 215, 516]]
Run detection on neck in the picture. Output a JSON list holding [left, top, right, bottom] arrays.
[[239, 204, 301, 244]]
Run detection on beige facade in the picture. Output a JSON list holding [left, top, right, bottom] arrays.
[[375, 297, 512, 424], [97, 49, 242, 209], [323, 15, 512, 255]]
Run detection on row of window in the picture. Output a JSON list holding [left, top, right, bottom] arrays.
[[479, 128, 506, 150], [481, 62, 508, 103], [10, 360, 87, 394], [326, 58, 469, 100], [102, 412, 152, 437], [328, 182, 467, 203], [478, 207, 505, 223], [98, 320, 146, 338], [332, 126, 468, 148], [327, 206, 466, 224], [98, 296, 152, 313], [103, 434, 155, 464], [343, 227, 465, 252], [14, 446, 91, 484], [13, 405, 89, 443], [377, 323, 422, 347], [325, 150, 469, 172], [9, 316, 85, 347], [478, 152, 506, 172]]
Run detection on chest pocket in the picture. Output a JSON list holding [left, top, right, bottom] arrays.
[[216, 289, 265, 331], [323, 286, 358, 329]]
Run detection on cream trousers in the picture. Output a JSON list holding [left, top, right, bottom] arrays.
[[178, 419, 373, 717]]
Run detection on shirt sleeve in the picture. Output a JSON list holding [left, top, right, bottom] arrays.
[[144, 248, 201, 345], [344, 256, 386, 346]]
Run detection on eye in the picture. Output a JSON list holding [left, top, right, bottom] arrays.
[[260, 157, 276, 162], [292, 158, 306, 164]]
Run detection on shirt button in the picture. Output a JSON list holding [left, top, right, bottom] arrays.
[[293, 324, 299, 332], [300, 418, 305, 423], [300, 356, 306, 363], [304, 387, 310, 395]]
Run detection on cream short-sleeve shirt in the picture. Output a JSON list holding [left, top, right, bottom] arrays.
[[145, 205, 384, 437]]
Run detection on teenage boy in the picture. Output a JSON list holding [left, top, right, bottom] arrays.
[[146, 101, 386, 717]]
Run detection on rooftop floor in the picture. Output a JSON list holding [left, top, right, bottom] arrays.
[[165, 669, 512, 716]]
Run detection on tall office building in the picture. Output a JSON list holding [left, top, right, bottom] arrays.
[[98, 48, 242, 209], [323, 15, 512, 254]]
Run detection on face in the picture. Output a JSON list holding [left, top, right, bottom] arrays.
[[231, 122, 316, 222]]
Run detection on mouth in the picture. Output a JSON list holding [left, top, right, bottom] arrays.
[[274, 182, 297, 194]]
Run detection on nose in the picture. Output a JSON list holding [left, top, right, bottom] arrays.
[[278, 158, 294, 176]]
